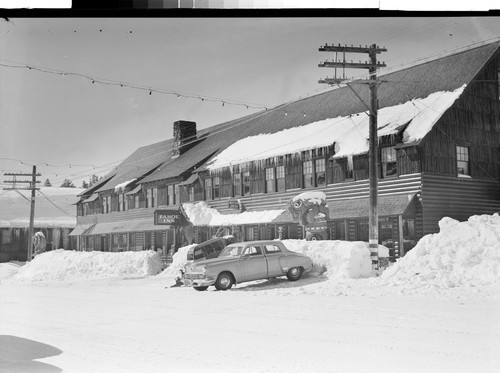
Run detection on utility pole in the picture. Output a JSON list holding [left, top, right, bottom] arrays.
[[319, 43, 387, 271], [3, 166, 41, 261]]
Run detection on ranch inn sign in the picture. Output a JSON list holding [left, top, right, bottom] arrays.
[[154, 209, 188, 226]]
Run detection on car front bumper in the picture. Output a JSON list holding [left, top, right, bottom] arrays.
[[183, 275, 215, 287]]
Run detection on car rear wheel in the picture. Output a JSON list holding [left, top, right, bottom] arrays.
[[215, 272, 234, 291], [194, 286, 208, 291], [286, 267, 303, 281]]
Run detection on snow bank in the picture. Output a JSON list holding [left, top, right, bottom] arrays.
[[380, 214, 500, 289], [183, 201, 284, 226], [8, 250, 163, 283], [157, 239, 383, 283], [282, 240, 384, 279], [158, 244, 194, 278], [0, 262, 22, 282]]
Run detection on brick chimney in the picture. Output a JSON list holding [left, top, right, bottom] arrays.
[[172, 120, 197, 158]]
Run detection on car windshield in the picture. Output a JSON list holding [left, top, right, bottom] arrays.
[[219, 245, 245, 257]]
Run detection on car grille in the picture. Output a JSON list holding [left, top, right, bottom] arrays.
[[184, 273, 205, 280]]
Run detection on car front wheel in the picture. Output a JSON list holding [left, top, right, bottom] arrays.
[[286, 267, 303, 281], [194, 286, 208, 291], [215, 272, 234, 291]]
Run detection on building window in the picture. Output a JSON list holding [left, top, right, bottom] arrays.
[[134, 194, 140, 209], [357, 220, 369, 242], [174, 184, 179, 204], [167, 185, 174, 205], [118, 194, 127, 212], [315, 158, 326, 187], [188, 186, 194, 201], [457, 146, 470, 175], [243, 171, 251, 196], [204, 178, 212, 200], [146, 187, 157, 208], [381, 147, 397, 177], [233, 173, 241, 196], [303, 160, 314, 188], [334, 220, 346, 240], [348, 156, 354, 179], [103, 195, 111, 213], [276, 165, 285, 192], [213, 177, 220, 199], [265, 167, 275, 193], [498, 68, 500, 100]]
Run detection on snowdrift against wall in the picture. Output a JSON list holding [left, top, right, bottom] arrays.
[[8, 250, 163, 282], [380, 214, 500, 289]]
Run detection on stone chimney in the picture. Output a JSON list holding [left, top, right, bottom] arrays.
[[172, 120, 197, 158]]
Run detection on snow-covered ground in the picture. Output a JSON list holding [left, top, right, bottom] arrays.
[[1, 214, 499, 373]]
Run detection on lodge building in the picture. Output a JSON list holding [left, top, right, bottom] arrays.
[[71, 42, 500, 262]]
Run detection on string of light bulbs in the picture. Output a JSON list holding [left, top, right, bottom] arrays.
[[0, 60, 270, 111]]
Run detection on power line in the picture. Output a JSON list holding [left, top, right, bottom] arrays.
[[0, 60, 270, 111]]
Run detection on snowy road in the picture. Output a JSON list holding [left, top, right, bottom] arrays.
[[1, 276, 499, 373]]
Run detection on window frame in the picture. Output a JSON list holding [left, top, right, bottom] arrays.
[[456, 145, 470, 176], [381, 146, 398, 178]]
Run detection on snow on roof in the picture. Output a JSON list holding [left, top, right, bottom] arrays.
[[182, 201, 285, 226], [292, 191, 327, 205], [0, 186, 83, 228], [207, 85, 466, 169], [114, 178, 136, 193]]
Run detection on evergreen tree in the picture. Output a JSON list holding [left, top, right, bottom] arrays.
[[43, 179, 52, 187], [60, 178, 76, 188], [89, 174, 99, 187], [81, 180, 89, 188]]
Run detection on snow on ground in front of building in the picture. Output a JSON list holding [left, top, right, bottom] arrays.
[[1, 214, 499, 373], [183, 201, 284, 225], [206, 86, 466, 169], [2, 213, 499, 290], [378, 213, 500, 293], [5, 250, 163, 283]]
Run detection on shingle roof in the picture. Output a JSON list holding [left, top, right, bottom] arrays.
[[96, 41, 500, 191]]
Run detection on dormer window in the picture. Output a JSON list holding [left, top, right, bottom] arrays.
[[381, 147, 397, 177], [457, 145, 470, 176]]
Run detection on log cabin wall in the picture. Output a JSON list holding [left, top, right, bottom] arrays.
[[419, 54, 500, 180]]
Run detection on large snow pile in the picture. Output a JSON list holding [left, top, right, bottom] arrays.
[[183, 201, 284, 226], [0, 262, 22, 282], [158, 239, 387, 284], [282, 240, 387, 279], [158, 244, 195, 279], [381, 214, 500, 289], [8, 250, 163, 283]]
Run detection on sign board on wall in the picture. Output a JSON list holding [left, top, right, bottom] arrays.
[[154, 209, 188, 226]]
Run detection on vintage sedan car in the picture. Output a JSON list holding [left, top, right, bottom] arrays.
[[183, 240, 313, 291]]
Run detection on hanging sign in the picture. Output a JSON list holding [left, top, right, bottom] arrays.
[[154, 209, 188, 226]]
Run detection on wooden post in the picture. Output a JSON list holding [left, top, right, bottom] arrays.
[[368, 45, 379, 271], [27, 165, 36, 261]]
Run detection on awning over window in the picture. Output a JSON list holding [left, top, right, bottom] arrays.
[[272, 193, 417, 223], [82, 194, 99, 203], [83, 219, 167, 236], [178, 174, 199, 186], [326, 193, 417, 220], [69, 225, 90, 236], [125, 185, 141, 196]]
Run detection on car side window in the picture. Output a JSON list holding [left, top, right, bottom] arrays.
[[193, 248, 204, 260], [264, 245, 281, 254], [244, 246, 262, 256]]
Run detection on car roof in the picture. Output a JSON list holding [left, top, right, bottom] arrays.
[[227, 240, 284, 246]]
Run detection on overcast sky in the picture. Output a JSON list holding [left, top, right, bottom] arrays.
[[1, 16, 500, 187]]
